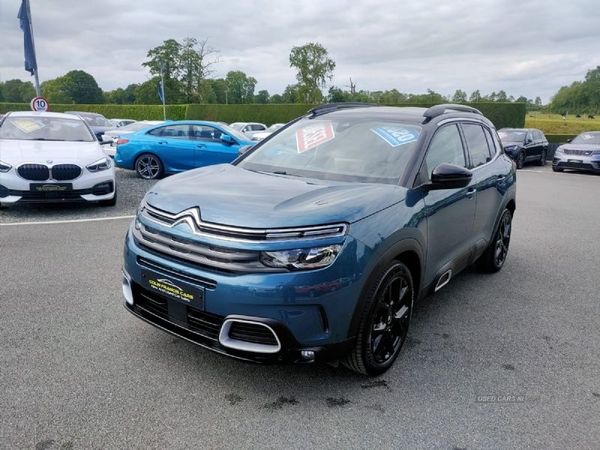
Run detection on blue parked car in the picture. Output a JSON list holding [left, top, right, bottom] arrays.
[[121, 104, 517, 376], [114, 121, 254, 179]]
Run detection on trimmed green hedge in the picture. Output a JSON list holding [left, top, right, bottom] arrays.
[[0, 103, 186, 120], [546, 134, 577, 144], [185, 102, 525, 129], [185, 104, 316, 125], [2, 101, 525, 129]]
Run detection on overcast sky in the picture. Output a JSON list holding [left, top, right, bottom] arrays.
[[1, 0, 599, 103]]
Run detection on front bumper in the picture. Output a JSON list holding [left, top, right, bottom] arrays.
[[122, 223, 365, 364], [553, 155, 600, 173]]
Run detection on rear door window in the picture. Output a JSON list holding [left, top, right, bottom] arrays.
[[462, 123, 492, 168]]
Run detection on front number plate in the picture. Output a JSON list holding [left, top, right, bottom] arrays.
[[30, 183, 73, 192], [567, 159, 582, 163], [141, 269, 204, 309]]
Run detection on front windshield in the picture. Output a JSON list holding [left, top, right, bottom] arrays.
[[498, 129, 526, 142], [0, 116, 95, 142], [237, 117, 421, 184], [571, 132, 600, 145], [124, 121, 163, 132]]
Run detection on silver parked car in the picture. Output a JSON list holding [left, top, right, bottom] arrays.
[[552, 131, 600, 174], [229, 122, 267, 139]]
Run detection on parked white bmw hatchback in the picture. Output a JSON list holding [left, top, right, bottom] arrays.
[[0, 111, 116, 207]]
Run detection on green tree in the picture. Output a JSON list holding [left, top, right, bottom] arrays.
[[269, 94, 283, 104], [143, 38, 220, 103], [451, 89, 468, 103], [41, 76, 76, 104], [106, 88, 128, 104], [281, 84, 300, 103], [205, 78, 228, 103], [134, 77, 184, 104], [225, 71, 257, 104], [496, 90, 508, 102], [124, 84, 138, 104], [289, 42, 335, 103], [0, 83, 4, 102], [469, 90, 482, 102], [143, 39, 183, 80], [328, 86, 348, 103], [63, 70, 104, 103], [254, 90, 270, 104], [1, 79, 36, 102]]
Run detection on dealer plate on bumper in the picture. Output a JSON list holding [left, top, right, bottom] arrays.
[[141, 268, 204, 309], [30, 183, 73, 192]]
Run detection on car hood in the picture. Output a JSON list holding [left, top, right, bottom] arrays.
[[145, 164, 407, 228], [501, 140, 523, 147], [558, 143, 600, 151], [0, 139, 105, 164]]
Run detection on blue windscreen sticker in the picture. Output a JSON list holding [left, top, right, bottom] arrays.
[[371, 126, 420, 147]]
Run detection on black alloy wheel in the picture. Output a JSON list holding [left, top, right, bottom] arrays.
[[538, 149, 547, 166], [343, 261, 414, 376], [135, 154, 164, 179], [476, 208, 513, 272], [516, 151, 525, 169]]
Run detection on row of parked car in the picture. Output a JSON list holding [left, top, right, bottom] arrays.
[[1, 104, 596, 376], [498, 127, 600, 174]]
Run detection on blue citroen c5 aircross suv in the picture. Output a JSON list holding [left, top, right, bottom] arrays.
[[122, 104, 516, 376]]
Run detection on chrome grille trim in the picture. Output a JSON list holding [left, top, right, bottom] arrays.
[[141, 202, 348, 243], [563, 149, 599, 156], [133, 222, 284, 273]]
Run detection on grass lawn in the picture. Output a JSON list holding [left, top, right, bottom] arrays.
[[524, 112, 600, 135]]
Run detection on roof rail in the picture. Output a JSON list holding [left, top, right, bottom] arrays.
[[422, 104, 483, 123], [307, 102, 379, 118]]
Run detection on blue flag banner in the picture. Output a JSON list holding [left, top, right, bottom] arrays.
[[17, 0, 37, 75], [158, 80, 164, 103]]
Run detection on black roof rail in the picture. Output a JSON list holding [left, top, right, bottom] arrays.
[[307, 102, 380, 118], [422, 104, 483, 123]]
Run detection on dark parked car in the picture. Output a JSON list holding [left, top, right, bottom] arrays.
[[552, 131, 600, 174], [121, 103, 516, 376], [498, 128, 548, 168], [64, 111, 114, 142]]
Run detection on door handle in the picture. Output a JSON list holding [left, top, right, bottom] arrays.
[[496, 175, 505, 180], [466, 188, 476, 198], [158, 141, 167, 144], [197, 144, 206, 148]]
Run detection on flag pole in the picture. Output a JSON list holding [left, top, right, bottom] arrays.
[[160, 70, 166, 121], [25, 0, 41, 96]]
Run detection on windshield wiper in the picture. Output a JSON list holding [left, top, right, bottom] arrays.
[[32, 138, 65, 141]]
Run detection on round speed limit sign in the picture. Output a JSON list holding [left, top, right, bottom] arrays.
[[30, 96, 50, 112]]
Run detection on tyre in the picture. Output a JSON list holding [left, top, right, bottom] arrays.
[[552, 165, 564, 172], [99, 187, 117, 207], [515, 151, 525, 169], [135, 154, 164, 179], [537, 149, 547, 166], [475, 209, 512, 273], [342, 261, 414, 376]]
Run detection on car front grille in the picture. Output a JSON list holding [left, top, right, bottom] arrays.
[[17, 164, 50, 181], [51, 164, 82, 180], [563, 149, 600, 156], [132, 221, 282, 274], [17, 163, 82, 181]]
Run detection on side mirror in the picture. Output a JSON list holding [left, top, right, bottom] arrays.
[[220, 134, 233, 145], [566, 138, 572, 143], [525, 138, 533, 144], [424, 163, 473, 190]]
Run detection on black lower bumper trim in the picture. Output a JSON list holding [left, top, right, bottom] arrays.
[[124, 300, 355, 364]]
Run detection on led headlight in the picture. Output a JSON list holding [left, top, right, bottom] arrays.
[[555, 146, 564, 154], [260, 244, 342, 270], [87, 157, 112, 172], [0, 160, 12, 173]]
